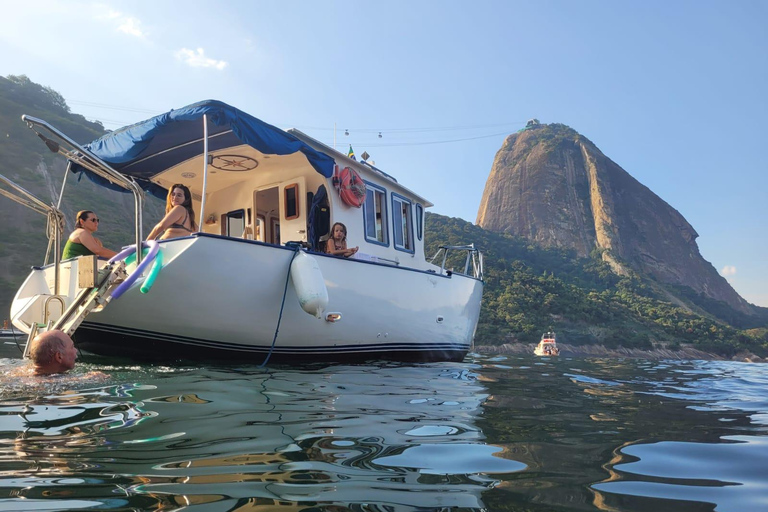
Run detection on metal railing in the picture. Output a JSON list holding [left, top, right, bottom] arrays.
[[21, 115, 145, 263], [0, 173, 66, 294], [429, 244, 484, 280]]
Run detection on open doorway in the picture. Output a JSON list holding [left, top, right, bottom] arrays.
[[254, 186, 279, 244]]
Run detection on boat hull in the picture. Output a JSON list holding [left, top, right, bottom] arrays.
[[12, 234, 483, 363]]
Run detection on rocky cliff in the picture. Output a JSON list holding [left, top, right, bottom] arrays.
[[476, 123, 755, 316]]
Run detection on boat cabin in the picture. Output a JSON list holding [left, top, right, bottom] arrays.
[[68, 101, 435, 271], [184, 129, 432, 269]]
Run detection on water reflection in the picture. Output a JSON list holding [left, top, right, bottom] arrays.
[[475, 356, 768, 512], [0, 356, 766, 511], [0, 363, 524, 511]]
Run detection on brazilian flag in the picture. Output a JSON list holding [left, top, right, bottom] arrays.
[[347, 145, 356, 161]]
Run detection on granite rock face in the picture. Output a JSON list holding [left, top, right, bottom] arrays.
[[476, 123, 754, 315]]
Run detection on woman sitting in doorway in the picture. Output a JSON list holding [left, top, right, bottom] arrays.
[[147, 184, 198, 241], [62, 210, 117, 259], [326, 222, 359, 258]]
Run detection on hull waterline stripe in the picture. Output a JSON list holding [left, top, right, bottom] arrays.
[[79, 322, 470, 354]]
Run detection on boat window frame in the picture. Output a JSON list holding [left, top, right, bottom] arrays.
[[270, 216, 280, 245], [284, 183, 300, 220], [415, 203, 424, 241], [224, 208, 246, 237], [362, 180, 389, 247], [255, 214, 266, 242], [391, 192, 414, 254]]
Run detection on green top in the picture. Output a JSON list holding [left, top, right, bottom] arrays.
[[62, 240, 95, 259]]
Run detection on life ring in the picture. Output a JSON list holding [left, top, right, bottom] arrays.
[[333, 166, 366, 208]]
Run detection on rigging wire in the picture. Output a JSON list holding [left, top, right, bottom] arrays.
[[68, 99, 525, 147]]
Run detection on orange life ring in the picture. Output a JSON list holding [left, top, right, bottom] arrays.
[[333, 166, 366, 208]]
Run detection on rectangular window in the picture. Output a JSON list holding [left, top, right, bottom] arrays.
[[271, 217, 280, 245], [415, 203, 424, 241], [225, 209, 245, 237], [284, 183, 299, 220], [392, 194, 413, 253], [256, 215, 265, 242], [363, 183, 388, 245]]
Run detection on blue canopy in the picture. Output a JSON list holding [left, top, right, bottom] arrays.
[[71, 100, 335, 199]]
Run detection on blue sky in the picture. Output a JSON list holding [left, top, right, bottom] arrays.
[[2, 1, 766, 307]]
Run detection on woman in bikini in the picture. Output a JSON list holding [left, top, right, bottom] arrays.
[[326, 222, 358, 258], [62, 210, 117, 259], [147, 184, 198, 240]]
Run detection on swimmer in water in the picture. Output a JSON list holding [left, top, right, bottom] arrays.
[[28, 330, 78, 376]]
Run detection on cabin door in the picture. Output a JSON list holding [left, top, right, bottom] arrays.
[[278, 177, 307, 244]]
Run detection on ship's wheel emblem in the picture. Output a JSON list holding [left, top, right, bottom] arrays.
[[210, 155, 258, 171]]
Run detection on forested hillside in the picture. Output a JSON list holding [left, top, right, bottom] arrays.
[[425, 213, 768, 357], [0, 75, 163, 318]]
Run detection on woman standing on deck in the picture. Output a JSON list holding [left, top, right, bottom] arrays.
[[147, 184, 197, 240], [62, 210, 117, 259]]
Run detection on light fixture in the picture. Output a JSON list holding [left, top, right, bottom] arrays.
[[378, 132, 382, 138], [344, 129, 349, 136]]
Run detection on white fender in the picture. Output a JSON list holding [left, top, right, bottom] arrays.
[[290, 251, 329, 318]]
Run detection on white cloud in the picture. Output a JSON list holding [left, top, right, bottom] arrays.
[[175, 48, 228, 70], [721, 265, 737, 277], [92, 3, 146, 39], [117, 17, 145, 38]]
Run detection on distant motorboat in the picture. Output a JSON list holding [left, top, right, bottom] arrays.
[[535, 331, 560, 356]]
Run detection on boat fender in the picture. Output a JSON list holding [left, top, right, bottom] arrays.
[[290, 251, 329, 318]]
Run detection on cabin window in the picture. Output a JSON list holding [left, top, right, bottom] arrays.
[[392, 193, 414, 253], [284, 183, 299, 220], [415, 203, 424, 241], [363, 182, 388, 246], [271, 217, 281, 244], [256, 215, 265, 242], [225, 209, 245, 237]]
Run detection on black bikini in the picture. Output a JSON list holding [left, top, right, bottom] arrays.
[[169, 211, 192, 232]]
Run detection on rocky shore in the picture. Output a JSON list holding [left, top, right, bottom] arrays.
[[475, 343, 766, 363]]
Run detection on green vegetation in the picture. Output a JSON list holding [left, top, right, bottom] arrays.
[[425, 213, 768, 357]]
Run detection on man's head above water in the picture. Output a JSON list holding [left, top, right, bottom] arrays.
[[29, 330, 77, 376]]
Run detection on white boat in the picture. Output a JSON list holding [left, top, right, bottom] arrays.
[[534, 332, 559, 356], [0, 327, 23, 340], [5, 100, 483, 363]]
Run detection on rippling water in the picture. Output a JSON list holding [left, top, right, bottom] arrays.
[[0, 352, 766, 511]]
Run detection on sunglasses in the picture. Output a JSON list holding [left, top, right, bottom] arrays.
[[89, 218, 100, 223]]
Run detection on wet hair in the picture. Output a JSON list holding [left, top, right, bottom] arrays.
[[331, 222, 347, 241], [75, 210, 94, 229], [166, 184, 197, 230], [29, 331, 68, 366]]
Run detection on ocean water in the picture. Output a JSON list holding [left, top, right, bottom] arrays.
[[0, 348, 766, 511]]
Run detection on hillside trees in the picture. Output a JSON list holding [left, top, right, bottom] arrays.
[[425, 213, 767, 356]]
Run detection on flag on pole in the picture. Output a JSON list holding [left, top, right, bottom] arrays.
[[347, 145, 356, 161]]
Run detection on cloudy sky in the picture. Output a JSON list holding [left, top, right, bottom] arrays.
[[2, 1, 766, 306]]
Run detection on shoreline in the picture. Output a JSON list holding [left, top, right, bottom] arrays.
[[475, 343, 766, 363]]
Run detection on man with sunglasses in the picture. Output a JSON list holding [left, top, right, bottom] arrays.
[[62, 210, 117, 259]]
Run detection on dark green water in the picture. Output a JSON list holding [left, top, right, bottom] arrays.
[[1, 351, 766, 511]]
